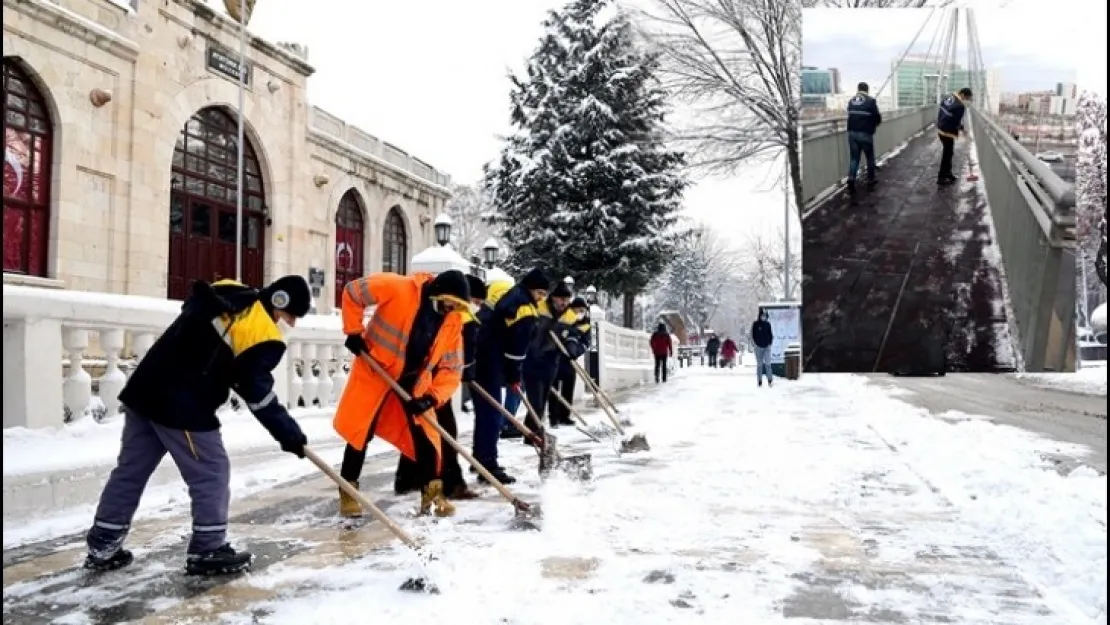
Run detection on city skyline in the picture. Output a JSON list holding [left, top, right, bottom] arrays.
[[803, 8, 1077, 102]]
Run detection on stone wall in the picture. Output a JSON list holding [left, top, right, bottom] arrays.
[[2, 0, 450, 310]]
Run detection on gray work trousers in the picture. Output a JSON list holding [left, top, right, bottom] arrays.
[[86, 408, 231, 558]]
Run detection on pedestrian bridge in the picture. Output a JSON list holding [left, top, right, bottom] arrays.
[[1, 284, 656, 521], [801, 19, 1076, 374]]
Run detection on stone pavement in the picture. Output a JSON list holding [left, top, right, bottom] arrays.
[[802, 130, 1013, 374]]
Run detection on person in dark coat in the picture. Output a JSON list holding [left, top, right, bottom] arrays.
[[845, 82, 883, 193], [751, 308, 775, 387], [394, 274, 485, 500], [521, 281, 574, 435], [548, 297, 591, 426], [84, 276, 311, 576], [705, 334, 721, 367], [649, 323, 673, 383], [937, 87, 972, 186], [470, 267, 550, 485]]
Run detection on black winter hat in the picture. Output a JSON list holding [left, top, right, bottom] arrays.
[[570, 297, 588, 310], [262, 275, 312, 318], [519, 267, 551, 292], [550, 282, 573, 299], [466, 274, 488, 301], [427, 269, 471, 303]]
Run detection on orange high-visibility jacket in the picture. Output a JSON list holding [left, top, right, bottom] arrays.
[[333, 272, 465, 472]]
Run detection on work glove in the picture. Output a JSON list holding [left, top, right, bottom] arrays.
[[344, 333, 368, 358], [259, 411, 307, 458], [404, 394, 436, 417]]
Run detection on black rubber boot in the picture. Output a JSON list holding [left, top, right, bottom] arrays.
[[846, 179, 856, 194], [478, 467, 517, 485], [84, 548, 134, 572], [500, 428, 523, 440], [185, 544, 253, 576]]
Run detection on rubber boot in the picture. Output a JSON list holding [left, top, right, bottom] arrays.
[[418, 480, 456, 518], [339, 480, 363, 518], [84, 548, 134, 572], [447, 483, 480, 500], [185, 544, 252, 576]]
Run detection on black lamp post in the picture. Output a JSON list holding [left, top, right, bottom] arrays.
[[433, 214, 452, 247], [482, 238, 500, 268]]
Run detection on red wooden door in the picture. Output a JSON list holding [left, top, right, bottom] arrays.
[[3, 60, 53, 277], [166, 107, 266, 299], [334, 190, 365, 307]]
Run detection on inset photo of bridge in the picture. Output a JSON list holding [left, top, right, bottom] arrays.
[[799, 7, 1079, 375]]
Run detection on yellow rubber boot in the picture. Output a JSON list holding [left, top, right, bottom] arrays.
[[419, 480, 456, 518], [338, 480, 363, 518]]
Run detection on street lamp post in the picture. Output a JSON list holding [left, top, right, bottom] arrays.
[[482, 238, 500, 268], [233, 0, 249, 282], [433, 214, 452, 247]]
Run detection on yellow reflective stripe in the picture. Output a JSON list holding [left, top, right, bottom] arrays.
[[506, 304, 537, 327], [345, 279, 373, 307]]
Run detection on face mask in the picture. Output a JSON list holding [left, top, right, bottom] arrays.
[[277, 317, 293, 337]]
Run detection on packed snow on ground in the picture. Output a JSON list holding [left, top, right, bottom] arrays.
[[216, 369, 1106, 625], [1019, 364, 1108, 396]]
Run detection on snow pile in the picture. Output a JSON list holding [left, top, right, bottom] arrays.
[[2, 407, 337, 478], [1018, 366, 1108, 396]]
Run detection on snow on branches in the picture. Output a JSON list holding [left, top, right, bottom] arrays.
[[484, 0, 688, 325], [1076, 91, 1107, 286]]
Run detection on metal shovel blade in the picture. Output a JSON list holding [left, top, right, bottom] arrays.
[[620, 433, 651, 453], [559, 453, 594, 481]]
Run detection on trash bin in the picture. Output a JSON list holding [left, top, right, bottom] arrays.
[[784, 343, 802, 381]]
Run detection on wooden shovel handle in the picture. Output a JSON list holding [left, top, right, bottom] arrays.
[[302, 446, 420, 549], [469, 382, 544, 447], [357, 354, 531, 512], [546, 330, 625, 434]]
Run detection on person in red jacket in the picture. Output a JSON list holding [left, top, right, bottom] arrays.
[[649, 323, 673, 383], [720, 337, 739, 368]]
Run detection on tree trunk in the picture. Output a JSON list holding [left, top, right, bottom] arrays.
[[785, 133, 805, 221], [622, 292, 636, 328]]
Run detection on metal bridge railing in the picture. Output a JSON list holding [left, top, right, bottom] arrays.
[[968, 106, 1077, 372], [800, 105, 934, 210]]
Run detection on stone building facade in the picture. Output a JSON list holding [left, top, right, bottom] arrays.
[[2, 0, 451, 312]]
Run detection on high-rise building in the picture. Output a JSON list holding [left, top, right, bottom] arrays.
[[890, 55, 1000, 114], [1056, 82, 1078, 98], [801, 66, 838, 108], [829, 67, 842, 95]]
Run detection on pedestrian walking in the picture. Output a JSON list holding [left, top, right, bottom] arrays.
[[649, 323, 673, 383], [751, 309, 775, 387], [705, 334, 721, 368], [846, 82, 882, 194]]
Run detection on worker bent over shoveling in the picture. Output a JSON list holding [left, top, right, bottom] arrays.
[[334, 270, 470, 519]]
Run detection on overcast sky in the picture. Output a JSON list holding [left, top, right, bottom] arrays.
[[803, 5, 1079, 99], [236, 0, 789, 245]]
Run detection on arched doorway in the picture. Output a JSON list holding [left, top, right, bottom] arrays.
[[382, 207, 407, 274], [167, 106, 265, 299], [334, 189, 365, 306], [3, 59, 53, 277]]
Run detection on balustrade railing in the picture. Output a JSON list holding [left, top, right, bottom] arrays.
[[3, 285, 658, 430]]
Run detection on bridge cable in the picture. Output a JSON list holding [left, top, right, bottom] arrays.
[[874, 7, 938, 101]]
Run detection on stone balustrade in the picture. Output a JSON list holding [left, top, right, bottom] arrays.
[[2, 284, 654, 431]]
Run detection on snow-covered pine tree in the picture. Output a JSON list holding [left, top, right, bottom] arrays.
[[484, 0, 687, 326], [1076, 92, 1107, 286]]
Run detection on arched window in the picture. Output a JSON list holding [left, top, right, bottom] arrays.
[[3, 59, 54, 277], [334, 189, 365, 306], [382, 207, 407, 274], [167, 106, 266, 299]]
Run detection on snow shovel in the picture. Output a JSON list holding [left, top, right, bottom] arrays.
[[358, 354, 542, 528], [546, 390, 603, 444], [468, 381, 559, 476], [303, 446, 439, 594], [514, 389, 593, 481], [547, 331, 650, 453]]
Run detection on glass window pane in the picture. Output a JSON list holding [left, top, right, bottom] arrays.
[[185, 176, 204, 195], [172, 150, 185, 168], [6, 110, 26, 127], [206, 183, 226, 202], [28, 117, 46, 134], [247, 195, 262, 210], [246, 175, 261, 193], [6, 93, 27, 110], [190, 203, 211, 237], [218, 212, 238, 244], [185, 155, 202, 174], [246, 216, 262, 249], [186, 136, 205, 157], [170, 196, 185, 233]]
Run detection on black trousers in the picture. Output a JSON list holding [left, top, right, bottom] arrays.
[[396, 402, 463, 492], [654, 355, 668, 382], [340, 407, 438, 488], [548, 364, 577, 425], [523, 366, 558, 432], [707, 352, 718, 367], [938, 135, 955, 180]]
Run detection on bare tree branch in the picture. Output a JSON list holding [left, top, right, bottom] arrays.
[[444, 182, 500, 260]]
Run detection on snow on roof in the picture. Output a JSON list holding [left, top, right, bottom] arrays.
[[485, 266, 514, 284], [411, 244, 468, 266]]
